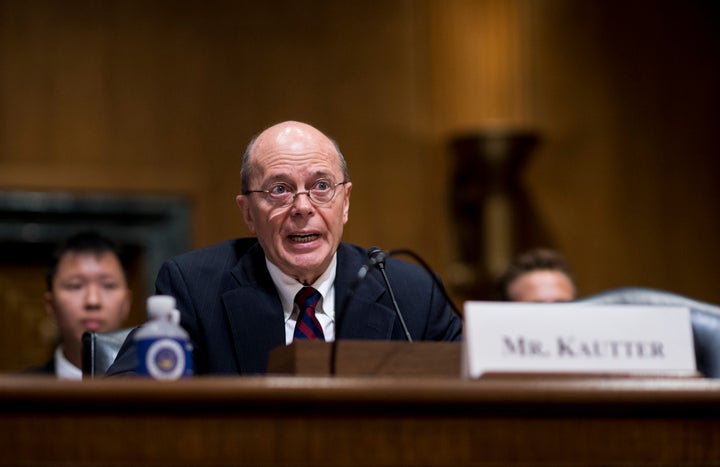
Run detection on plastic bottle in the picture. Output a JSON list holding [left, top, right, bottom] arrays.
[[134, 295, 193, 380]]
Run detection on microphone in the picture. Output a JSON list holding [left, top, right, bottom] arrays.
[[330, 246, 463, 375], [367, 247, 413, 342]]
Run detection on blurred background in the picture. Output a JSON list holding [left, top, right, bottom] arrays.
[[1, 0, 718, 371]]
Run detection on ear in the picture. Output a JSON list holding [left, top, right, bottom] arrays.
[[236, 194, 256, 234], [342, 182, 352, 224]]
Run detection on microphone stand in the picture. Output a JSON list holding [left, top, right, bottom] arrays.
[[330, 247, 464, 376], [371, 248, 413, 342]]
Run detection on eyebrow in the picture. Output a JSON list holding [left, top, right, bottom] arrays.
[[261, 171, 338, 185]]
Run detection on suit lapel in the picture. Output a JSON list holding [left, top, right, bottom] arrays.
[[219, 242, 399, 373], [335, 244, 397, 339], [221, 243, 285, 373]]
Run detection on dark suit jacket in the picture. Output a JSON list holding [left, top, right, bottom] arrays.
[[22, 358, 55, 375], [107, 238, 462, 376]]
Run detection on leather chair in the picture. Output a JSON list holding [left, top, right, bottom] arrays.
[[81, 327, 134, 379], [576, 287, 720, 378]]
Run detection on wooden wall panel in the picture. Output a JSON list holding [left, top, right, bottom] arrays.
[[525, 0, 720, 301], [0, 0, 438, 252]]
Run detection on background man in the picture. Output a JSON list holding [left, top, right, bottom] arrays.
[[497, 248, 576, 303], [24, 231, 132, 379]]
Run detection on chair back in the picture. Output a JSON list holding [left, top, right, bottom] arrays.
[[81, 327, 134, 379], [576, 287, 720, 378]]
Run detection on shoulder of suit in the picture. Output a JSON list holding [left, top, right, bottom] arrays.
[[338, 243, 425, 275], [170, 238, 259, 265], [337, 242, 365, 256], [384, 252, 430, 277], [22, 358, 55, 375]]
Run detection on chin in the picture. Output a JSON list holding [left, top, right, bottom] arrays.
[[288, 257, 327, 278]]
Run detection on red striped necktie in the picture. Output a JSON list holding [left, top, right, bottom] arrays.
[[293, 286, 325, 341]]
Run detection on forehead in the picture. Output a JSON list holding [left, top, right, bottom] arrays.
[[253, 151, 341, 180], [520, 270, 570, 285], [250, 124, 341, 177], [56, 251, 123, 274]]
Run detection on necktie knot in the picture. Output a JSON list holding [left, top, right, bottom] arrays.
[[293, 286, 325, 341]]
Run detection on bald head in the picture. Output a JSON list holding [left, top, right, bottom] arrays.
[[241, 121, 348, 193]]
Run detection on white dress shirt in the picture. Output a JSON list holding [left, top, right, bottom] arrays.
[[54, 345, 82, 380], [265, 253, 337, 344]]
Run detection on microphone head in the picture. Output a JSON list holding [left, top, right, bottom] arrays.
[[368, 247, 387, 266]]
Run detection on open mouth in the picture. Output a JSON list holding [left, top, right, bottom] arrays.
[[289, 233, 320, 243]]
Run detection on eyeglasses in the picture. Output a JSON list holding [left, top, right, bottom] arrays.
[[243, 180, 348, 207]]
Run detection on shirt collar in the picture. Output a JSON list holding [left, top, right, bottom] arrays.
[[54, 345, 82, 380], [265, 253, 337, 322]]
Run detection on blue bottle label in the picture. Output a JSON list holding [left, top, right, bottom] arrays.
[[136, 337, 193, 380]]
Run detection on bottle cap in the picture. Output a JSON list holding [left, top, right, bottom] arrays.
[[146, 295, 176, 320]]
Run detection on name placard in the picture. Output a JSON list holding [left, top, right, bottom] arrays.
[[461, 302, 696, 378]]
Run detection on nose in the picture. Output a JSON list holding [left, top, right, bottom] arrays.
[[290, 190, 314, 213], [84, 283, 102, 310]]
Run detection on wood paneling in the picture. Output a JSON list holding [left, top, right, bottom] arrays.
[[0, 265, 50, 370], [426, 0, 720, 302]]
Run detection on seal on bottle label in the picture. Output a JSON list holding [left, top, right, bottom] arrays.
[[136, 337, 193, 380]]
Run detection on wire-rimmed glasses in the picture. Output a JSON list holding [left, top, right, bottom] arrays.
[[243, 180, 348, 207]]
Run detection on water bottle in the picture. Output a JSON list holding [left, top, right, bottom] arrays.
[[135, 295, 193, 380]]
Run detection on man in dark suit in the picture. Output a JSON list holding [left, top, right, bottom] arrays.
[[108, 120, 462, 376]]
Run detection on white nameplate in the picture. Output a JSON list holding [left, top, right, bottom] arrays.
[[462, 301, 696, 378]]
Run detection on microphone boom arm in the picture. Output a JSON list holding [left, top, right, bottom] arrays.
[[386, 248, 464, 319], [375, 259, 413, 342]]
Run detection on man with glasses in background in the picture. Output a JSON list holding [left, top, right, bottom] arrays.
[[108, 120, 461, 376]]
